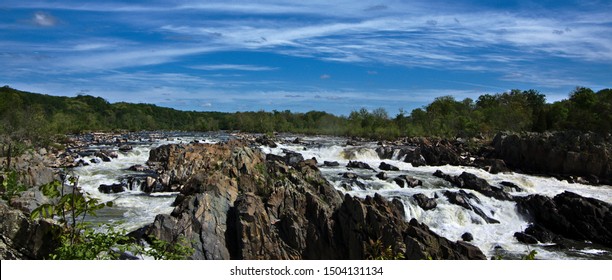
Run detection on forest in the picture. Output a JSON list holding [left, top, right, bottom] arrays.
[[1, 85, 611, 151]]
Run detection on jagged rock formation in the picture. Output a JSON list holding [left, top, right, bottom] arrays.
[[516, 191, 612, 248], [490, 131, 612, 184], [0, 200, 61, 259], [139, 141, 486, 260]]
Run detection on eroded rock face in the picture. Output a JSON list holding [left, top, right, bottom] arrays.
[[141, 141, 486, 260], [491, 131, 612, 184], [516, 191, 612, 248], [0, 200, 61, 260]]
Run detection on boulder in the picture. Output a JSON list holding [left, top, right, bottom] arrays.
[[514, 232, 538, 244], [412, 193, 437, 211], [347, 161, 374, 170], [461, 232, 474, 242], [98, 183, 125, 194], [444, 190, 499, 224], [394, 175, 422, 188], [323, 161, 340, 167], [379, 162, 399, 171], [517, 191, 612, 247]]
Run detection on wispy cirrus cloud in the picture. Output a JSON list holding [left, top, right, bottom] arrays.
[[190, 64, 278, 71]]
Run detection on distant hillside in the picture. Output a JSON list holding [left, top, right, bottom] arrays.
[[1, 85, 611, 147]]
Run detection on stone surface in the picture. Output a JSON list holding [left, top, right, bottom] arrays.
[[517, 191, 612, 248], [491, 131, 612, 184], [141, 141, 486, 260]]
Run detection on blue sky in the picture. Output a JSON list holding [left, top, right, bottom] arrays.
[[1, 0, 610, 116]]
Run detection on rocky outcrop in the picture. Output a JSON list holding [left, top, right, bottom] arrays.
[[376, 138, 470, 167], [443, 190, 500, 224], [140, 141, 486, 260], [516, 191, 612, 247], [0, 200, 61, 259], [434, 170, 513, 201], [490, 131, 612, 184]]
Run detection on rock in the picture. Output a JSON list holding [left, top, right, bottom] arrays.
[[375, 172, 388, 180], [517, 191, 612, 247], [489, 159, 509, 174], [444, 190, 499, 224], [499, 181, 522, 192], [412, 193, 437, 210], [379, 162, 399, 171], [347, 161, 373, 170], [342, 172, 359, 179], [461, 232, 474, 242], [394, 175, 422, 188], [255, 135, 277, 148], [98, 183, 125, 194], [491, 131, 612, 185], [0, 200, 61, 259], [435, 170, 513, 201], [524, 224, 555, 244], [458, 172, 513, 201], [128, 164, 149, 172], [141, 141, 485, 260], [514, 232, 539, 244], [292, 138, 302, 144], [90, 158, 101, 164], [95, 151, 111, 162], [119, 145, 133, 152], [323, 161, 340, 167]]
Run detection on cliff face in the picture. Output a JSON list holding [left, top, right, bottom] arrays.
[[490, 131, 612, 184], [141, 140, 485, 260]]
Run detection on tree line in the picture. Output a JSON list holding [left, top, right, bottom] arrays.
[[1, 85, 610, 150]]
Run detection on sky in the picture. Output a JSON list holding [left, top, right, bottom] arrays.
[[1, 0, 611, 116]]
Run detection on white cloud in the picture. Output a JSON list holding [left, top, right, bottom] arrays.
[[190, 64, 278, 71], [32, 11, 57, 27]]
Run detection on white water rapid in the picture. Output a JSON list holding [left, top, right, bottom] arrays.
[[73, 133, 612, 259]]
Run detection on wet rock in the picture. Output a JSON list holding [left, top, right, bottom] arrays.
[[491, 131, 612, 185], [500, 181, 523, 192], [394, 175, 422, 188], [323, 161, 340, 167], [255, 135, 277, 148], [94, 151, 112, 162], [342, 172, 359, 179], [347, 161, 373, 170], [98, 183, 125, 194], [128, 164, 149, 172], [375, 172, 388, 180], [142, 141, 485, 260], [412, 193, 437, 210], [517, 191, 612, 247], [379, 162, 399, 171], [434, 170, 513, 201], [458, 172, 513, 201], [514, 232, 538, 244], [444, 190, 499, 224], [119, 145, 133, 152], [90, 158, 101, 164], [461, 232, 474, 242], [489, 159, 509, 174]]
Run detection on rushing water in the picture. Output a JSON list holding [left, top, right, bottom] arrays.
[[72, 133, 612, 260]]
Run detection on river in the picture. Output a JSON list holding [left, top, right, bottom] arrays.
[[71, 132, 612, 260]]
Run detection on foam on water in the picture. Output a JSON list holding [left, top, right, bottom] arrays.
[[73, 135, 611, 259]]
